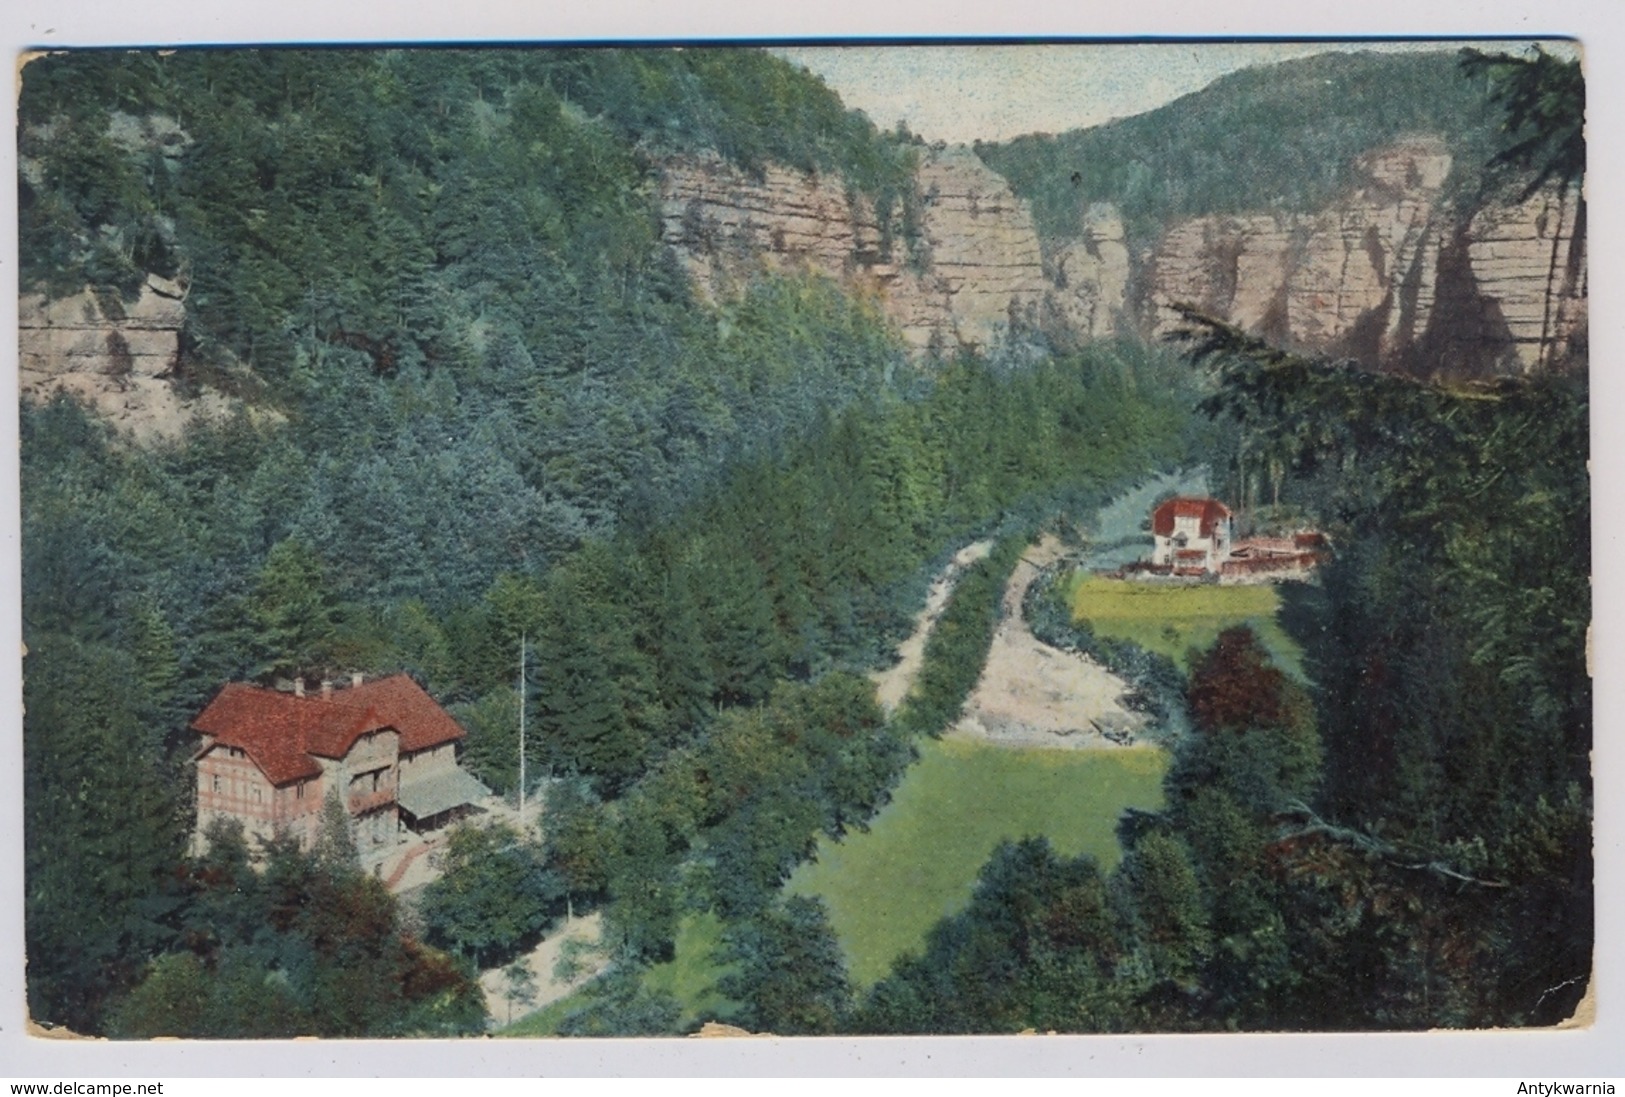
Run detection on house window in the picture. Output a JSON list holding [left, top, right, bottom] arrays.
[[212, 775, 221, 793], [296, 782, 305, 800], [252, 787, 261, 803]]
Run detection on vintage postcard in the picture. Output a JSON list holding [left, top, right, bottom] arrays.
[[14, 36, 1592, 1050]]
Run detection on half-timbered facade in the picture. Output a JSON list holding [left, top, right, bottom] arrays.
[[191, 673, 487, 859]]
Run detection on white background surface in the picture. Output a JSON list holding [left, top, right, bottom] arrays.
[[0, 0, 1619, 1078]]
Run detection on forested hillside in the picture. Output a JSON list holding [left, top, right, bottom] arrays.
[[18, 44, 1588, 1040], [978, 50, 1502, 248], [19, 47, 1202, 1035]]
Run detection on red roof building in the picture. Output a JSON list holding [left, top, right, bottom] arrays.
[[1151, 497, 1233, 540], [1139, 496, 1329, 583], [191, 673, 486, 863], [1150, 497, 1234, 574]]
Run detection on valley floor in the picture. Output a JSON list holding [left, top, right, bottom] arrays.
[[788, 738, 1167, 986], [507, 473, 1240, 1030], [951, 533, 1146, 749]]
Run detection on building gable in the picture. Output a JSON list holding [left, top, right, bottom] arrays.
[[343, 674, 466, 753], [192, 683, 387, 785], [1151, 496, 1233, 540]]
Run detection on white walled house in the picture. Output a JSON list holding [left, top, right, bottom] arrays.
[[1150, 497, 1234, 575]]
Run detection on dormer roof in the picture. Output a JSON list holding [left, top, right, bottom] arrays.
[[191, 674, 463, 786], [1152, 497, 1233, 539]]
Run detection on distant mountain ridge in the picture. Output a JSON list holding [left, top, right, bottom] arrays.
[[969, 48, 1583, 376], [977, 50, 1508, 247]]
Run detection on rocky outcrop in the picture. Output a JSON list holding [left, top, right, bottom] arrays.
[[658, 147, 1051, 353], [1437, 185, 1586, 373], [657, 134, 1587, 378], [18, 274, 238, 442], [1049, 203, 1132, 340], [911, 148, 1050, 347], [1139, 136, 1586, 376], [659, 150, 945, 350], [1145, 137, 1452, 366], [660, 153, 888, 295]]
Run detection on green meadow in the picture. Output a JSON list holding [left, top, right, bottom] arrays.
[[788, 737, 1167, 987], [642, 911, 740, 1026], [1067, 574, 1304, 677]]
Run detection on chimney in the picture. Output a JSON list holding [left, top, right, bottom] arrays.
[[320, 679, 333, 699], [293, 678, 305, 698], [351, 671, 364, 688]]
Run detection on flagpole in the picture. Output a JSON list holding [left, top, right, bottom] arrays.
[[518, 632, 526, 833]]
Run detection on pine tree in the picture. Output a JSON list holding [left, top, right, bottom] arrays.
[[246, 537, 342, 681], [719, 896, 852, 1034], [312, 788, 358, 876]]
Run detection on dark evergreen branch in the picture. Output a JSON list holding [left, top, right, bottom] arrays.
[[1278, 801, 1511, 889], [1458, 46, 1584, 203]]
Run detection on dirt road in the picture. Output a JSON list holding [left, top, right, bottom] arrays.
[[949, 534, 1144, 750], [479, 912, 606, 1027], [870, 539, 994, 714]]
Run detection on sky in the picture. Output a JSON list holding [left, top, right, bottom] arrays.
[[773, 40, 1578, 145]]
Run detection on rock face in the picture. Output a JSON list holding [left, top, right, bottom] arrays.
[[18, 274, 237, 442], [659, 147, 1052, 353], [1433, 185, 1587, 374], [660, 134, 1582, 376], [1140, 136, 1586, 375], [659, 152, 889, 296], [910, 148, 1050, 348], [1049, 203, 1132, 340], [1144, 137, 1452, 365]]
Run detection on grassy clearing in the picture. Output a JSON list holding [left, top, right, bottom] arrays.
[[1067, 575, 1303, 676], [643, 911, 740, 1027], [787, 737, 1167, 987], [498, 983, 590, 1036]]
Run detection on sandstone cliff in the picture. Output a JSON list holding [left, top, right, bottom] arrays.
[[1138, 136, 1585, 375], [659, 147, 1055, 353], [1431, 184, 1587, 374], [18, 274, 239, 442], [910, 148, 1051, 348], [659, 134, 1581, 377], [1048, 203, 1132, 341]]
